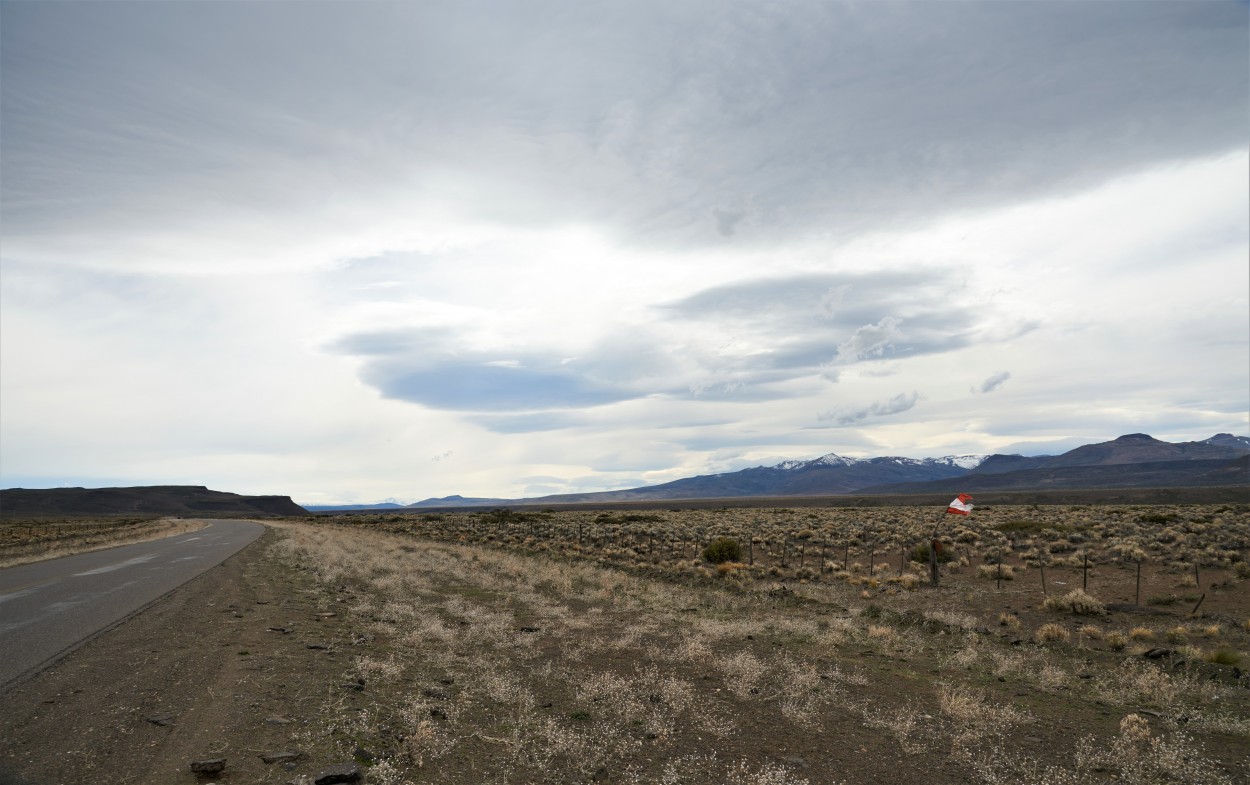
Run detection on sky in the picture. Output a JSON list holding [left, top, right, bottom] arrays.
[[1, 1, 1247, 505]]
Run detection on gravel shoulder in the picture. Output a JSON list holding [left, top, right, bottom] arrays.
[[0, 526, 351, 785]]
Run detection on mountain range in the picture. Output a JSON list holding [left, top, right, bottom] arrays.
[[306, 433, 1248, 510]]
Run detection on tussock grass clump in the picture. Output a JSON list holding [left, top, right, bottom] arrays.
[[1129, 626, 1155, 641], [1034, 623, 1071, 643], [1041, 588, 1106, 616], [1104, 631, 1128, 651], [976, 563, 1014, 580], [715, 561, 749, 577], [1078, 624, 1103, 640]]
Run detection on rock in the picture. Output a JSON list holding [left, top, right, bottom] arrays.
[[313, 762, 363, 784], [353, 747, 375, 764], [519, 626, 541, 633], [307, 643, 330, 650], [260, 751, 301, 764], [265, 716, 293, 725], [147, 713, 176, 726], [1143, 647, 1175, 660], [422, 688, 449, 700], [190, 758, 226, 774]]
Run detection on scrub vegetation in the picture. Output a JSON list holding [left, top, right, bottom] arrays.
[[259, 502, 1250, 784], [0, 516, 205, 568]]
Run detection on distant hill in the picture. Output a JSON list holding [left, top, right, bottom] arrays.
[[402, 454, 984, 508], [303, 502, 408, 512], [0, 486, 307, 518], [401, 433, 1249, 508], [858, 456, 1249, 495], [1029, 433, 1249, 468]]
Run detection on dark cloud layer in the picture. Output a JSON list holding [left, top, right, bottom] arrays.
[[3, 2, 1244, 244]]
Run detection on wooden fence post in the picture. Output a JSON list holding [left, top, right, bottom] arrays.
[[1135, 559, 1142, 606]]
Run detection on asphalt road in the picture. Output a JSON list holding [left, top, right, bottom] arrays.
[[0, 519, 265, 690]]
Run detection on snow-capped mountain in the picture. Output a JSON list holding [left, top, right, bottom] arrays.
[[773, 453, 987, 472], [400, 433, 1246, 508]]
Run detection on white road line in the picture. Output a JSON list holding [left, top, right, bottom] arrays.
[[73, 554, 156, 576]]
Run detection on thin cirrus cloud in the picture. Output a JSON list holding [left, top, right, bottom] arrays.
[[816, 391, 922, 427], [976, 372, 1012, 394]]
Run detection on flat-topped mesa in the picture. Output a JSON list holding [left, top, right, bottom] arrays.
[[0, 486, 307, 518]]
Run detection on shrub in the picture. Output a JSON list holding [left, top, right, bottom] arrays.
[[910, 541, 952, 564], [1042, 588, 1106, 616], [1129, 626, 1154, 641], [702, 537, 743, 564], [1205, 648, 1241, 666], [998, 612, 1020, 629]]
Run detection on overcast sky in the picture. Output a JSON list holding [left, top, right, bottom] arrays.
[[2, 1, 1247, 505]]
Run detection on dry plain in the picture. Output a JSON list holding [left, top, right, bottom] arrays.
[[1, 502, 1247, 785]]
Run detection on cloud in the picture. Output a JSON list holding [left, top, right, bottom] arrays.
[[713, 208, 748, 237], [4, 2, 1244, 271], [470, 413, 582, 434], [837, 317, 903, 361], [975, 371, 1012, 394], [1, 2, 1245, 503], [818, 391, 921, 426]]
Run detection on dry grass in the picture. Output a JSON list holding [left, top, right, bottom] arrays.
[[257, 508, 1250, 784], [0, 517, 205, 567], [1041, 588, 1107, 616]]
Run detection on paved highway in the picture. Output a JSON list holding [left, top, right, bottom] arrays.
[[0, 519, 265, 690]]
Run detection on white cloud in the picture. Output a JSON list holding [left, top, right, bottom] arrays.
[[1, 2, 1246, 502]]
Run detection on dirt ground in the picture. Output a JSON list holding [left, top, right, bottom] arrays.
[[1, 520, 1247, 785], [0, 527, 356, 785]]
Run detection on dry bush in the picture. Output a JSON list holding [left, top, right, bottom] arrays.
[[976, 563, 1014, 580], [938, 684, 1028, 760], [1041, 588, 1106, 615], [1129, 626, 1155, 641], [1035, 623, 1071, 643], [1104, 631, 1128, 651], [1074, 713, 1234, 785]]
